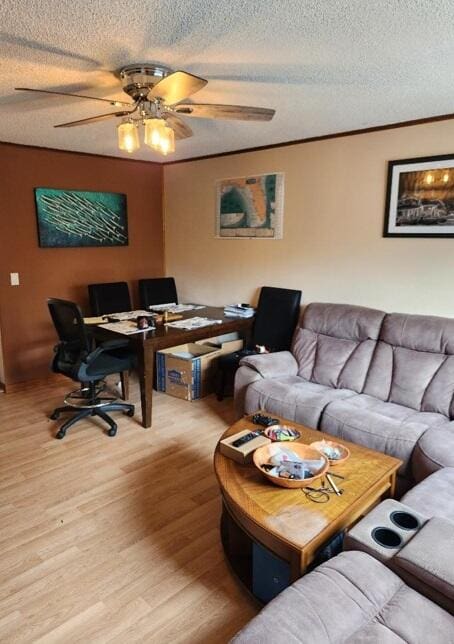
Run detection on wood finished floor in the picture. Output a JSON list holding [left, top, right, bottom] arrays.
[[0, 376, 258, 643]]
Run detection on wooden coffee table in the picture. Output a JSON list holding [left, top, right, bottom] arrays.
[[214, 413, 401, 601]]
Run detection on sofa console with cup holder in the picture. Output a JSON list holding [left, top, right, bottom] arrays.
[[235, 302, 454, 490], [231, 468, 454, 642], [345, 496, 454, 615], [343, 498, 428, 563]]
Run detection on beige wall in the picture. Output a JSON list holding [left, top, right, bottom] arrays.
[[164, 120, 454, 316]]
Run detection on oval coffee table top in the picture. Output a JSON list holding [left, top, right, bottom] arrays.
[[214, 414, 401, 552]]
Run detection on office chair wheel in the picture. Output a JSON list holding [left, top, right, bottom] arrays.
[[55, 429, 66, 439], [50, 411, 60, 420], [125, 409, 135, 417], [107, 427, 117, 437]]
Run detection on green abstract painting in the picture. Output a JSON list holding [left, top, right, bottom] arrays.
[[34, 188, 128, 248], [215, 173, 284, 239]]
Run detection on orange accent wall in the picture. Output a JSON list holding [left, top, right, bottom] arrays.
[[0, 143, 163, 386]]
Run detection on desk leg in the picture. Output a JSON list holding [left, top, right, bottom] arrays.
[[119, 371, 130, 400], [137, 342, 153, 428]]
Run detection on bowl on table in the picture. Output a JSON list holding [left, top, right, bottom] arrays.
[[263, 424, 301, 442], [253, 442, 329, 489], [310, 439, 350, 466]]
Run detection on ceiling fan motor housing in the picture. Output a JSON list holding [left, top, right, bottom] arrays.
[[119, 63, 173, 100]]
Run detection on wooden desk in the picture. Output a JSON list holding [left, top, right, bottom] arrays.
[[97, 307, 253, 428]]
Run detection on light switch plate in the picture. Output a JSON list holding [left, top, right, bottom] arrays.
[[10, 272, 19, 286]]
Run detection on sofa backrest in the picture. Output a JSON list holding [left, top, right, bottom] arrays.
[[293, 303, 386, 393], [364, 313, 454, 418]]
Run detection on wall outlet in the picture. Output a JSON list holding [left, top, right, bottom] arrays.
[[10, 272, 20, 286]]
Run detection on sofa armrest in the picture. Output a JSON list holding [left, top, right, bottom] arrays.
[[239, 351, 298, 379], [234, 352, 298, 420], [392, 517, 454, 614], [413, 422, 454, 482]]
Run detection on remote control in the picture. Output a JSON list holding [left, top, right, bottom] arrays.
[[232, 430, 262, 448], [252, 414, 279, 427]]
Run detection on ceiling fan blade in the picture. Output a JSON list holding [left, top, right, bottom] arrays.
[[148, 71, 207, 104], [54, 110, 133, 128], [174, 103, 275, 121], [163, 113, 193, 140], [15, 87, 132, 107]]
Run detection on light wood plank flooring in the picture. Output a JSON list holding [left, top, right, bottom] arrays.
[[0, 376, 258, 643]]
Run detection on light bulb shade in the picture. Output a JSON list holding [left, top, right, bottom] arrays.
[[117, 121, 140, 153], [159, 125, 175, 156], [144, 118, 166, 149]]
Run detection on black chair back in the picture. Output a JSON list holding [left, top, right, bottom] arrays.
[[252, 287, 302, 351], [88, 282, 131, 315], [138, 277, 178, 308], [48, 298, 91, 377]]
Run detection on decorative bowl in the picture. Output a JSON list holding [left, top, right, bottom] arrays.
[[310, 440, 350, 466], [263, 424, 301, 442], [253, 442, 329, 489]]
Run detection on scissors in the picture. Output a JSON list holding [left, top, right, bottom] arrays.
[[302, 472, 345, 503]]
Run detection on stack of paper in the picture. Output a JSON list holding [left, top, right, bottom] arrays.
[[99, 321, 151, 335], [149, 303, 205, 313], [107, 310, 153, 321], [224, 304, 255, 318], [164, 317, 222, 330]]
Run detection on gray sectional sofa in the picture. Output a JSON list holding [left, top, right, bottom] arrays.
[[232, 549, 454, 643], [235, 302, 454, 487], [231, 302, 454, 642]]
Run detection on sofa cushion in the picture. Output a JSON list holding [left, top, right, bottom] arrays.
[[231, 551, 454, 644], [411, 423, 454, 481], [364, 313, 454, 417], [243, 376, 355, 428], [393, 517, 454, 615], [293, 303, 385, 393], [320, 394, 450, 475], [402, 467, 454, 521]]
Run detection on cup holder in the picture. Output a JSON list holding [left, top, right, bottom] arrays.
[[390, 511, 419, 531], [371, 527, 402, 549]]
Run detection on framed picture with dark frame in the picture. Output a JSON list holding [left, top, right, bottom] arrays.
[[384, 153, 454, 238]]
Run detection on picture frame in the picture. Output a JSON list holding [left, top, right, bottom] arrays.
[[384, 154, 454, 238], [34, 187, 128, 248], [215, 172, 284, 239]]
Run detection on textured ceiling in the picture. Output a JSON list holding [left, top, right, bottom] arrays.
[[1, 0, 454, 162]]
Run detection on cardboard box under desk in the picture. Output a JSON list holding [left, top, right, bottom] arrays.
[[156, 343, 222, 401], [196, 332, 244, 355]]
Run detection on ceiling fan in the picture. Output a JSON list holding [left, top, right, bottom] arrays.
[[15, 63, 276, 156]]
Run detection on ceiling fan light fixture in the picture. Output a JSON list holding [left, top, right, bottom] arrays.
[[159, 125, 175, 156], [144, 117, 166, 150], [117, 120, 140, 153]]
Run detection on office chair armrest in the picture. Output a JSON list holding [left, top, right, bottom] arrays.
[[239, 351, 298, 379], [84, 339, 130, 364], [99, 339, 130, 350]]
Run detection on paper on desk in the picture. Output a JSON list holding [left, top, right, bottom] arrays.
[[99, 321, 150, 335], [107, 310, 153, 321], [168, 304, 206, 313], [147, 302, 176, 311], [164, 317, 222, 330], [149, 303, 205, 313], [83, 316, 106, 325]]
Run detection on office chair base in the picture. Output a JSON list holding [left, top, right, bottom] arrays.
[[52, 402, 135, 439], [63, 382, 117, 409]]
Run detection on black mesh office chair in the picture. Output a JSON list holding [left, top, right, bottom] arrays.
[[48, 298, 135, 439], [138, 277, 178, 309], [216, 286, 302, 400], [88, 281, 132, 315]]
